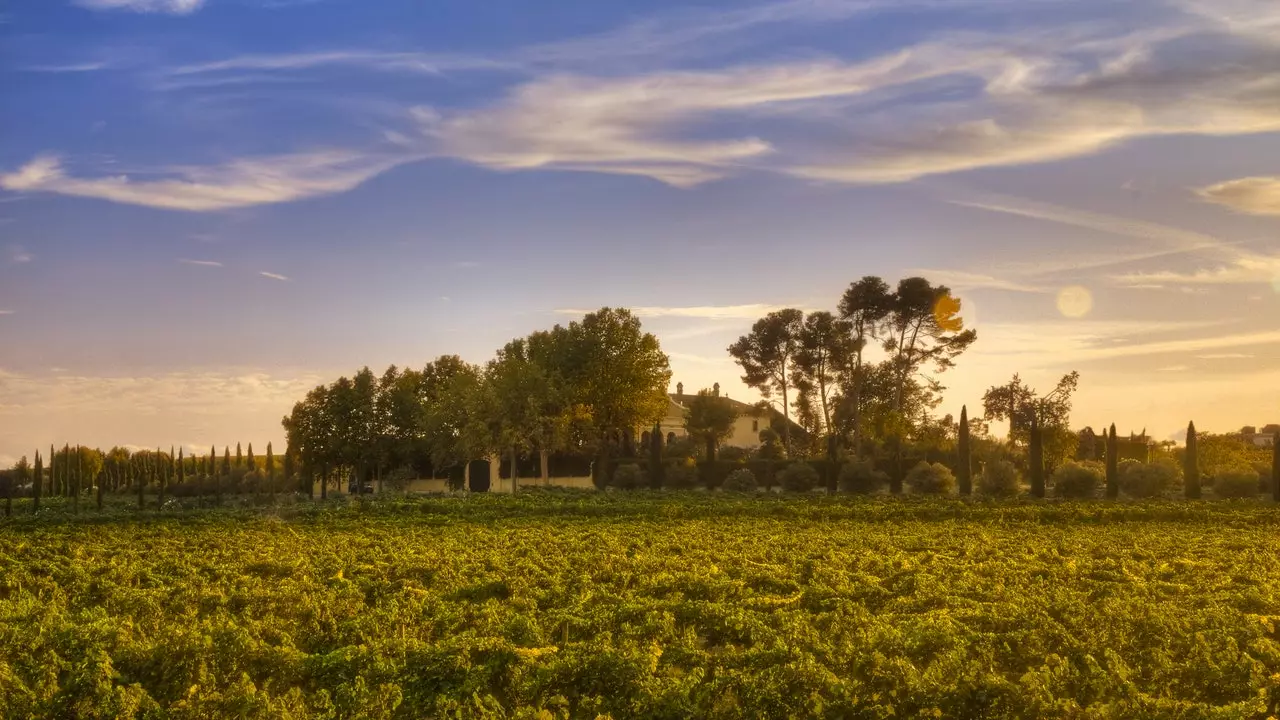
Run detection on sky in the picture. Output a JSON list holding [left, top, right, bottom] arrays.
[[1, 0, 1279, 464]]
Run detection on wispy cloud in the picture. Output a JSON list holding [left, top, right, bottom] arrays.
[[75, 0, 204, 13], [167, 51, 508, 78], [1197, 353, 1254, 360], [908, 268, 1049, 294], [0, 151, 414, 212], [1110, 254, 1280, 288], [179, 258, 222, 267], [1196, 177, 1280, 216], [259, 271, 290, 281], [7, 244, 32, 265], [0, 310, 14, 315], [23, 62, 112, 73], [556, 304, 796, 319]]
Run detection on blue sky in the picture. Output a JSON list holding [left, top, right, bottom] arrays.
[[2, 0, 1279, 463]]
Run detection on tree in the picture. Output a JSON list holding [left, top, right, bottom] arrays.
[[1106, 424, 1119, 499], [1184, 421, 1200, 500], [178, 448, 186, 485], [728, 308, 804, 455], [884, 278, 977, 416], [958, 406, 972, 496], [649, 422, 665, 489], [235, 442, 243, 468], [266, 442, 276, 500], [222, 447, 231, 476], [32, 452, 42, 513], [982, 372, 1080, 448], [838, 276, 894, 456], [484, 331, 576, 492], [562, 308, 672, 488], [685, 389, 739, 462], [794, 311, 853, 438], [1029, 414, 1045, 498], [1272, 430, 1279, 502], [247, 443, 256, 472]]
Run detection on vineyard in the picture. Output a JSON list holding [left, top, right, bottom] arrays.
[[4, 493, 1280, 718]]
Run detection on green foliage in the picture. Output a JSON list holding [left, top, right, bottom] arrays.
[[684, 389, 739, 459], [1212, 470, 1261, 499], [778, 462, 819, 493], [664, 459, 699, 490], [905, 461, 955, 495], [838, 460, 888, 495], [978, 460, 1022, 497], [8, 495, 1280, 718], [721, 468, 757, 493], [610, 463, 646, 491], [728, 308, 804, 452], [1120, 459, 1183, 499], [1052, 461, 1104, 499]]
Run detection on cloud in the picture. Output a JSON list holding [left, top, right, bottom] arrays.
[[179, 258, 222, 267], [1110, 254, 1280, 287], [75, 0, 204, 13], [165, 51, 509, 79], [0, 310, 14, 315], [908, 269, 1049, 294], [1196, 353, 1254, 360], [556, 304, 794, 319], [23, 62, 112, 73], [259, 271, 290, 281], [8, 245, 32, 265], [1196, 177, 1280, 216], [0, 151, 413, 212], [403, 0, 1280, 187]]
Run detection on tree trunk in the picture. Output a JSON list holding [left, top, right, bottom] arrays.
[[1029, 414, 1045, 499], [510, 446, 518, 493], [781, 371, 792, 457], [825, 435, 838, 495], [540, 448, 550, 487], [97, 469, 104, 511], [138, 470, 145, 509]]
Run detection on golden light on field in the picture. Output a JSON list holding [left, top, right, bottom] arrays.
[[1056, 285, 1093, 318]]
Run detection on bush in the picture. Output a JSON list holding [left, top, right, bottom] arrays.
[[664, 460, 699, 490], [778, 463, 819, 493], [719, 446, 751, 464], [978, 461, 1022, 497], [610, 464, 646, 491], [721, 468, 758, 493], [838, 460, 889, 495], [1053, 461, 1104, 499], [1213, 470, 1261, 499], [386, 466, 416, 492], [906, 461, 955, 495], [1120, 459, 1182, 499]]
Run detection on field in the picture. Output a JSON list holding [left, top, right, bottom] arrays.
[[4, 494, 1280, 719]]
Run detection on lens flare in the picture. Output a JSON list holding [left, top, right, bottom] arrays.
[[1056, 285, 1093, 318]]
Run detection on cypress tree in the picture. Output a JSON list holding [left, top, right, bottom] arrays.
[[178, 447, 186, 484], [1105, 424, 1119, 499], [235, 442, 243, 468], [157, 447, 166, 510], [209, 445, 216, 477], [247, 443, 256, 472], [1271, 430, 1280, 502], [73, 446, 82, 514], [96, 448, 104, 511], [137, 452, 146, 509], [1184, 421, 1200, 500], [266, 443, 276, 501], [50, 444, 57, 497], [649, 423, 664, 490], [3, 460, 10, 518], [957, 406, 972, 496], [32, 452, 42, 513], [1029, 414, 1045, 498], [222, 447, 232, 476]]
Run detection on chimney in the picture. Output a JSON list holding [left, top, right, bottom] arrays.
[[676, 382, 683, 398], [713, 382, 720, 397]]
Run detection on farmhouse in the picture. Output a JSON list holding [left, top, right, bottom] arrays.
[[644, 382, 770, 450], [1242, 425, 1280, 447]]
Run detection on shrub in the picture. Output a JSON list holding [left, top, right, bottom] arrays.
[[664, 460, 699, 490], [721, 468, 758, 493], [1053, 461, 1104, 499], [1119, 459, 1182, 499], [610, 464, 646, 491], [839, 460, 889, 495], [906, 461, 956, 495], [978, 461, 1022, 497], [778, 463, 819, 493], [719, 446, 751, 464], [386, 466, 416, 492], [1213, 469, 1261, 499]]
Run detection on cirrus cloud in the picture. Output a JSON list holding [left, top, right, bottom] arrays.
[[1196, 177, 1280, 216]]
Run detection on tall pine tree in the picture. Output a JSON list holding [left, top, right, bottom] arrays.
[[957, 406, 972, 496], [32, 451, 42, 513], [1105, 424, 1119, 499], [266, 443, 276, 501], [235, 442, 243, 468]]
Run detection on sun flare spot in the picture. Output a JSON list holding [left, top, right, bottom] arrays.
[[1056, 285, 1093, 318]]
